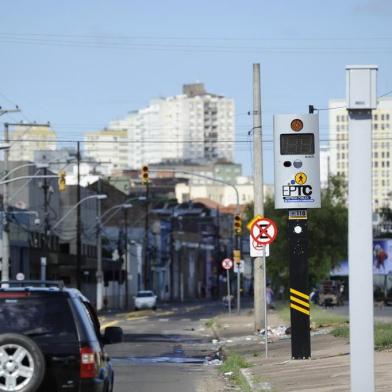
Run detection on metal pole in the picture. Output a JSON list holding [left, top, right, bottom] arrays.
[[252, 64, 265, 331], [263, 248, 268, 357], [76, 141, 82, 289], [144, 183, 149, 289], [43, 167, 49, 273], [124, 207, 129, 309], [226, 269, 231, 314], [237, 267, 240, 313], [2, 123, 10, 282], [96, 180, 103, 311]]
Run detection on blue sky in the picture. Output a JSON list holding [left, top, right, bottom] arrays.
[[1, 0, 391, 183]]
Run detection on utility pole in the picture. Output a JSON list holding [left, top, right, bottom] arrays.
[[76, 141, 82, 289], [1, 108, 21, 283], [252, 64, 265, 331], [96, 179, 103, 310], [144, 183, 149, 289], [41, 165, 49, 280], [2, 121, 51, 282], [2, 123, 11, 282], [124, 207, 129, 309]]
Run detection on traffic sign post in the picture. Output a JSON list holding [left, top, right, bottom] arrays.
[[274, 113, 321, 360], [222, 258, 233, 314], [247, 216, 278, 358], [233, 250, 241, 313]]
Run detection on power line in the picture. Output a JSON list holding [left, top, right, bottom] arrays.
[[0, 35, 390, 54]]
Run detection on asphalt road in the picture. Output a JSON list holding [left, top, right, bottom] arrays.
[[103, 301, 228, 392]]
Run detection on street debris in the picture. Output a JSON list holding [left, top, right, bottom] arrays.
[[204, 358, 223, 366], [259, 325, 291, 341], [224, 371, 233, 376]]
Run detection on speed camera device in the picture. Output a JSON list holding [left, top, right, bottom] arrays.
[[273, 113, 321, 209]]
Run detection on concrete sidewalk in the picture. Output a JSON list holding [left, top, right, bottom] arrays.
[[215, 309, 392, 391]]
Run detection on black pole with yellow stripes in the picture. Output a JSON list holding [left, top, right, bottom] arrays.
[[288, 210, 311, 359]]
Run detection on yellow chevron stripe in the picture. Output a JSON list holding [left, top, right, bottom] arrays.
[[290, 303, 310, 316], [290, 295, 309, 308], [290, 288, 309, 300]]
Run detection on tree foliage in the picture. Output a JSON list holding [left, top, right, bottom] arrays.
[[246, 175, 348, 288]]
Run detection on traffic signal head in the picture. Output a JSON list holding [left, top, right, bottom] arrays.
[[58, 171, 66, 192], [141, 165, 149, 185], [234, 214, 242, 234]]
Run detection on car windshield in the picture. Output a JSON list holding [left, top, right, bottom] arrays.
[[137, 292, 154, 298], [0, 296, 77, 340]]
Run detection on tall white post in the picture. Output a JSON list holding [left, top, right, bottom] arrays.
[[347, 65, 377, 392]]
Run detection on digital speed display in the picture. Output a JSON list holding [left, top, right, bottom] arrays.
[[280, 133, 315, 155]]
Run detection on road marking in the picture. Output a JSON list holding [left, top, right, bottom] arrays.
[[127, 316, 148, 321], [158, 318, 169, 322]]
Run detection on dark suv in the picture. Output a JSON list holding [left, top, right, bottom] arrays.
[[0, 281, 123, 392]]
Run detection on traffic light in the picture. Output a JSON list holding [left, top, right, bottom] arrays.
[[233, 214, 242, 234], [141, 165, 149, 185], [58, 171, 66, 192]]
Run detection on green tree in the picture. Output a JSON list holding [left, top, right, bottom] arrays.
[[246, 175, 348, 289]]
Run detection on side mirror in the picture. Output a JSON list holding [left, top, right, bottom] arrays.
[[103, 326, 123, 344]]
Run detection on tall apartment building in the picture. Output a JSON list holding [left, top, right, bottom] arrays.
[[84, 129, 129, 171], [8, 125, 57, 162], [106, 83, 235, 169], [329, 97, 392, 210]]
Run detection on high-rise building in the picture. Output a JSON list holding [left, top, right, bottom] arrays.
[[8, 125, 57, 162], [84, 129, 129, 172], [107, 83, 235, 168], [329, 97, 392, 210]]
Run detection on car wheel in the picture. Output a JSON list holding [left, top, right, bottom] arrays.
[[152, 306, 157, 311], [0, 333, 45, 392]]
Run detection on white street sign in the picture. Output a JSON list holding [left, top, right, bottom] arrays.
[[222, 258, 233, 270], [250, 238, 270, 258], [233, 260, 245, 274]]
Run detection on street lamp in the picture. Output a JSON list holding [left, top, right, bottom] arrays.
[[46, 194, 107, 291], [51, 194, 107, 232], [100, 203, 133, 225], [0, 162, 49, 182]]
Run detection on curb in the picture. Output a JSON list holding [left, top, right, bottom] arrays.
[[211, 317, 256, 392]]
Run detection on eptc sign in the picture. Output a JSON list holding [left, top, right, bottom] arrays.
[[273, 114, 321, 209]]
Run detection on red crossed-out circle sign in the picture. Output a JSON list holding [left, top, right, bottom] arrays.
[[222, 258, 233, 270], [250, 217, 278, 245]]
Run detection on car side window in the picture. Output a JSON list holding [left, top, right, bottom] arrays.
[[78, 299, 102, 342]]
